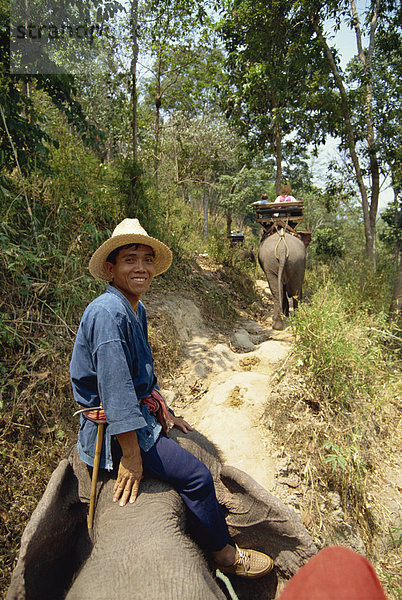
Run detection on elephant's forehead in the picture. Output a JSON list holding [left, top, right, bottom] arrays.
[[95, 478, 183, 531]]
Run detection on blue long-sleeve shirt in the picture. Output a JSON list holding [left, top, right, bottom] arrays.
[[70, 285, 162, 470]]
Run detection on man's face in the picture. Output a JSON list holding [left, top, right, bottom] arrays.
[[105, 244, 156, 307]]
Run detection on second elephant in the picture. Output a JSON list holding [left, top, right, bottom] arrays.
[[258, 230, 306, 330]]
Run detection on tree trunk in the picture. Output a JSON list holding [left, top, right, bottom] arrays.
[[312, 13, 378, 267], [226, 164, 246, 238], [226, 210, 232, 239], [129, 0, 139, 208], [131, 0, 139, 165], [21, 0, 32, 114], [153, 51, 162, 191], [203, 187, 209, 239], [350, 0, 380, 265], [269, 94, 282, 195], [274, 116, 282, 195], [393, 189, 401, 270]]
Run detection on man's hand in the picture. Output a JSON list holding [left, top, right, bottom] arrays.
[[171, 414, 193, 434], [114, 431, 143, 506]]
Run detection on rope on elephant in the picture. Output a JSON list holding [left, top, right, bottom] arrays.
[[215, 569, 240, 600], [274, 227, 290, 259]]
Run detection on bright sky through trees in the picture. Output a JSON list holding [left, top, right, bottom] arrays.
[[310, 17, 392, 213], [110, 0, 393, 213]]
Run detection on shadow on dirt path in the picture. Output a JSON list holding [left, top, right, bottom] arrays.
[[154, 283, 293, 494]]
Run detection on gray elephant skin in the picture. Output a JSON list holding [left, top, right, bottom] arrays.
[[258, 231, 306, 330], [238, 247, 256, 265], [7, 428, 316, 600]]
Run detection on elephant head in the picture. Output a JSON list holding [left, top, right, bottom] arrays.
[[238, 247, 256, 265], [258, 231, 306, 330], [7, 429, 316, 600]]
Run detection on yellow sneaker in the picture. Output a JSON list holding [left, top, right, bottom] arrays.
[[219, 544, 274, 578]]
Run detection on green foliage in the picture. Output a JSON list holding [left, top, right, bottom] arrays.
[[218, 0, 335, 160], [0, 67, 95, 177], [369, 25, 401, 193], [379, 198, 402, 256], [305, 250, 396, 316], [292, 278, 392, 407], [153, 107, 252, 240], [74, 70, 132, 162], [313, 227, 345, 259], [207, 230, 233, 265], [323, 438, 367, 484], [112, 157, 150, 222], [206, 229, 259, 307], [144, 44, 226, 118], [215, 157, 275, 227]]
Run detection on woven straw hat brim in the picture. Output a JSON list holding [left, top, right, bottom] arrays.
[[88, 233, 173, 281]]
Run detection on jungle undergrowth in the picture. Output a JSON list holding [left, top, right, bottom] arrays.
[[271, 267, 402, 599]]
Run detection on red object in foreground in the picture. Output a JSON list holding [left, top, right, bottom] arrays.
[[279, 546, 388, 600]]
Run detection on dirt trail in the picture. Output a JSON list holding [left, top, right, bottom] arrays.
[[156, 282, 291, 493], [150, 276, 401, 598]]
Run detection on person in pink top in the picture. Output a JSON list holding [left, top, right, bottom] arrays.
[[275, 184, 296, 203]]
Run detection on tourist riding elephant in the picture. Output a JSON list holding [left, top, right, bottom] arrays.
[[258, 230, 306, 330], [7, 428, 316, 600]]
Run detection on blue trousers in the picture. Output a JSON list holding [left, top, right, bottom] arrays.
[[140, 435, 230, 552]]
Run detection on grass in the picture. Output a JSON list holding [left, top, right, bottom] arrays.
[[266, 367, 401, 598], [291, 283, 391, 408], [264, 262, 402, 599]]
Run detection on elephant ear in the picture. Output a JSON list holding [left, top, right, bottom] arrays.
[[218, 464, 317, 599], [7, 458, 91, 600]]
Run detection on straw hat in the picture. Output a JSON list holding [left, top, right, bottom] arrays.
[[88, 218, 173, 281]]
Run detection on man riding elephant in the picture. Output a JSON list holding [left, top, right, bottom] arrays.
[[70, 218, 273, 578]]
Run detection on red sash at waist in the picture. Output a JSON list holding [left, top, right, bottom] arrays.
[[141, 389, 171, 437]]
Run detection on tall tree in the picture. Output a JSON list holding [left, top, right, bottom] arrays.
[[131, 0, 139, 164], [218, 0, 334, 194], [373, 20, 401, 270], [300, 0, 400, 266], [139, 0, 211, 190]]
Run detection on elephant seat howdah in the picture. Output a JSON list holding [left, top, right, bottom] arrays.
[[7, 428, 317, 600], [252, 200, 305, 230]]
